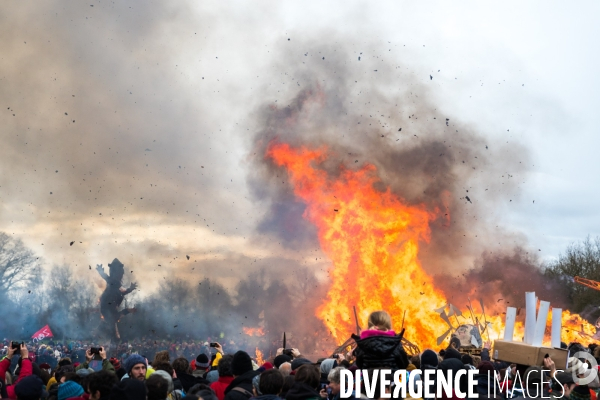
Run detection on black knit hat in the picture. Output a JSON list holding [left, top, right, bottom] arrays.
[[231, 351, 253, 376], [420, 349, 439, 368], [273, 354, 292, 369], [196, 353, 210, 368], [15, 375, 48, 400]]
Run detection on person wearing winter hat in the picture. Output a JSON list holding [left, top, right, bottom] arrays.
[[123, 354, 147, 381], [193, 354, 211, 379], [14, 375, 48, 400], [210, 354, 234, 400], [319, 359, 335, 377], [420, 349, 439, 369], [58, 380, 84, 400], [414, 349, 440, 400], [223, 351, 260, 400], [231, 351, 253, 376], [173, 357, 208, 392], [319, 359, 336, 388], [260, 362, 273, 371], [109, 379, 147, 400]]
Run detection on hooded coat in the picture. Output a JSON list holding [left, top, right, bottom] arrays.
[[352, 331, 409, 370]]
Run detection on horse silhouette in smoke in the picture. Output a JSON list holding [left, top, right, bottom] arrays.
[[96, 258, 137, 341]]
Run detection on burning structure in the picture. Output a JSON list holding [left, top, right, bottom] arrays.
[[96, 258, 137, 341], [250, 68, 598, 351]]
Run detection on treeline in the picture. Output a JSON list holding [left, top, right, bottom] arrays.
[[543, 236, 600, 317]]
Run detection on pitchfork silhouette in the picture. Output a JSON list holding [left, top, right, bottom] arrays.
[[434, 298, 491, 345]]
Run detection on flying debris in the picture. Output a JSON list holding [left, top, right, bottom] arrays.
[[70, 241, 75, 246], [466, 196, 472, 203]]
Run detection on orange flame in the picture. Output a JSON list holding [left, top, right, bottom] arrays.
[[243, 327, 265, 337], [267, 142, 598, 349], [267, 143, 447, 348], [255, 347, 265, 366]]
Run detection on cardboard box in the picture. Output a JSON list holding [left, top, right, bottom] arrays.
[[492, 340, 568, 369]]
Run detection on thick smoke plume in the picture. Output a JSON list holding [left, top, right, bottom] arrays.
[[247, 39, 564, 326]]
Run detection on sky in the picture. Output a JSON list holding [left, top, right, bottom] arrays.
[[1, 0, 599, 296]]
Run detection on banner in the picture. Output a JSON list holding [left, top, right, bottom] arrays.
[[31, 325, 53, 341]]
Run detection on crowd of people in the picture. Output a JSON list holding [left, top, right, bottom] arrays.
[[0, 338, 269, 371], [2, 310, 599, 400]]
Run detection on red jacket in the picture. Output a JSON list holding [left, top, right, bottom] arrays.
[[210, 376, 234, 400], [67, 395, 90, 400], [0, 357, 33, 399]]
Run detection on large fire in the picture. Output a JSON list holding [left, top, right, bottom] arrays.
[[266, 142, 597, 349]]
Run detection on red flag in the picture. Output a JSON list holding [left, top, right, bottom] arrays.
[[31, 325, 53, 341]]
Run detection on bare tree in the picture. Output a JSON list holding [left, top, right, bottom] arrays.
[[544, 236, 600, 312], [0, 232, 42, 294]]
